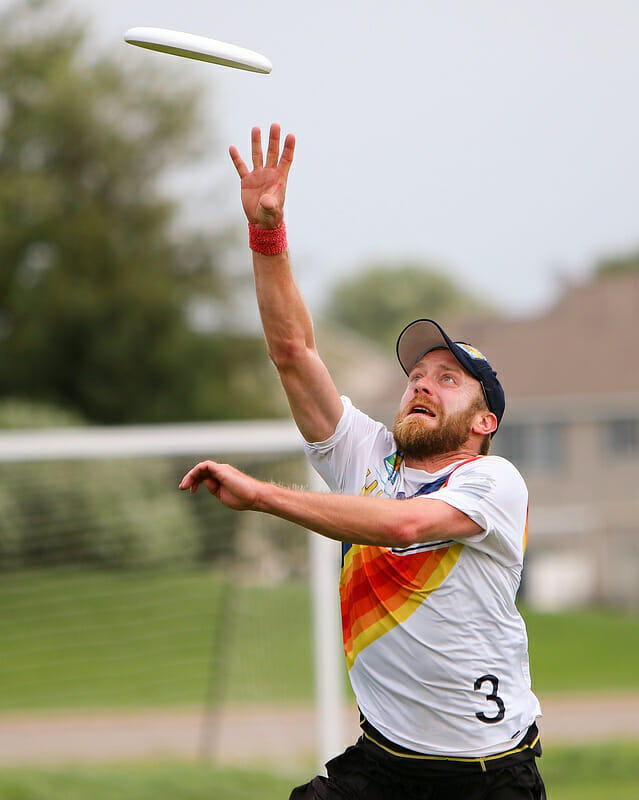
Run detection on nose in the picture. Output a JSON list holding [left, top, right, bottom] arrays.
[[413, 376, 432, 395]]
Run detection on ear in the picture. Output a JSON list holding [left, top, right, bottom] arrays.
[[472, 410, 498, 437]]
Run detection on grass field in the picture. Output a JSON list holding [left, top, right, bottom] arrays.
[[541, 741, 639, 799], [525, 605, 639, 693], [0, 742, 638, 799], [0, 569, 313, 710], [0, 762, 297, 800], [1, 570, 638, 796], [1, 569, 639, 710]]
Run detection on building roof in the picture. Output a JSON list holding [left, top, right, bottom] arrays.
[[312, 271, 639, 428], [445, 272, 639, 406]]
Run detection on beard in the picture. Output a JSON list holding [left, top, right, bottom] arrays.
[[392, 400, 481, 460]]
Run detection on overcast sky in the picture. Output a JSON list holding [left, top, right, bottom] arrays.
[[11, 0, 639, 316]]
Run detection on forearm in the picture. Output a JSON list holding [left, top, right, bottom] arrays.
[[254, 484, 475, 547], [178, 460, 481, 544], [252, 249, 343, 443], [252, 250, 317, 367]]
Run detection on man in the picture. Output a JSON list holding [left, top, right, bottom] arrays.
[[180, 124, 545, 799]]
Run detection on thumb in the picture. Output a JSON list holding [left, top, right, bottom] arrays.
[[257, 194, 283, 228], [203, 477, 220, 495]]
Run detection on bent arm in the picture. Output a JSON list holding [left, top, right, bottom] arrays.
[[180, 460, 483, 546], [259, 484, 483, 546]]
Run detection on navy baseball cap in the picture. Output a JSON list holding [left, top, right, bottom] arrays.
[[396, 318, 505, 429]]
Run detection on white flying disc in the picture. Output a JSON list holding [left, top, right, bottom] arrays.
[[124, 27, 272, 74]]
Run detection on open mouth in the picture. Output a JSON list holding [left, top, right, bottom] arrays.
[[409, 404, 436, 418]]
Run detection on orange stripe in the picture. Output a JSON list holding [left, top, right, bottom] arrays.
[[341, 542, 463, 668], [342, 456, 482, 667]]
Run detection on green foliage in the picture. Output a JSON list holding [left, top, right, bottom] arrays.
[[0, 399, 205, 571], [0, 398, 294, 572], [0, 0, 281, 423], [324, 260, 492, 347], [0, 397, 87, 428], [595, 249, 639, 278], [0, 459, 201, 569]]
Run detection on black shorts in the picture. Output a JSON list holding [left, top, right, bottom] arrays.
[[289, 723, 546, 800]]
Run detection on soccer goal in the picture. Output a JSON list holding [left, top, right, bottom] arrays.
[[0, 420, 346, 769]]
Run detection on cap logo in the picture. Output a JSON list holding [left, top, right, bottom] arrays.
[[456, 342, 488, 361]]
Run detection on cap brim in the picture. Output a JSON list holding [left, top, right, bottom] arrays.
[[396, 319, 455, 375]]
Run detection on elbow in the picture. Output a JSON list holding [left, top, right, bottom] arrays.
[[268, 338, 315, 373], [384, 516, 427, 548], [383, 501, 445, 548]]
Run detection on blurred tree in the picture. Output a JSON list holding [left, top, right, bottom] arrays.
[[0, 0, 280, 423], [323, 259, 493, 348], [595, 249, 639, 277]]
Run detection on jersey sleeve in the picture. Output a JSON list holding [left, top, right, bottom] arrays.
[[303, 396, 394, 495], [429, 456, 529, 567]]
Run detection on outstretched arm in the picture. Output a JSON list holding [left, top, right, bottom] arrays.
[[229, 124, 343, 443], [179, 460, 483, 547]]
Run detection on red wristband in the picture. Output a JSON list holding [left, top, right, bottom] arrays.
[[248, 222, 288, 255]]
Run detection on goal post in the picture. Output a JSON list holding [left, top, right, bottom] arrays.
[[0, 420, 346, 769], [308, 469, 347, 767]]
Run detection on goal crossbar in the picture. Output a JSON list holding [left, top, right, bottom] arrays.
[[0, 419, 303, 463]]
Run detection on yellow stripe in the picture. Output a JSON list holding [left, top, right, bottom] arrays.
[[362, 730, 540, 772], [343, 543, 464, 670]]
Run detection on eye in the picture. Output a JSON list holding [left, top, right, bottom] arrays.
[[441, 373, 457, 384]]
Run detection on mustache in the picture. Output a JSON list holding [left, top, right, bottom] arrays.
[[400, 398, 441, 418]]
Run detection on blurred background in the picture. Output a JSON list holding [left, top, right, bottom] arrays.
[[0, 1, 638, 798]]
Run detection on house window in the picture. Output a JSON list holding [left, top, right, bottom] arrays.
[[496, 422, 564, 470], [603, 418, 639, 457]]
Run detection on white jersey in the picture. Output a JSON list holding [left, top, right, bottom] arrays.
[[304, 396, 541, 758]]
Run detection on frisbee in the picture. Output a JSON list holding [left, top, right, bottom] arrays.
[[124, 27, 272, 74]]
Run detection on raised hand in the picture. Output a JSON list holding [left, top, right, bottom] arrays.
[[229, 123, 295, 229]]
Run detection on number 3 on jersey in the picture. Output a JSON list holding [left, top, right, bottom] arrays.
[[474, 674, 506, 723]]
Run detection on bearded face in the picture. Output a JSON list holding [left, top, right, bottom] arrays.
[[392, 395, 485, 460]]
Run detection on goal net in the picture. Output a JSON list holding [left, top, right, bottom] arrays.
[[0, 421, 346, 769]]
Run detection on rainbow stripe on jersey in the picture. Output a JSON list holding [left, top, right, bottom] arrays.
[[340, 457, 480, 670]]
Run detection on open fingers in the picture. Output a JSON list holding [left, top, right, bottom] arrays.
[[266, 125, 295, 174], [251, 125, 264, 170], [265, 123, 281, 168], [232, 124, 295, 178], [279, 132, 295, 177], [229, 145, 249, 179]]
